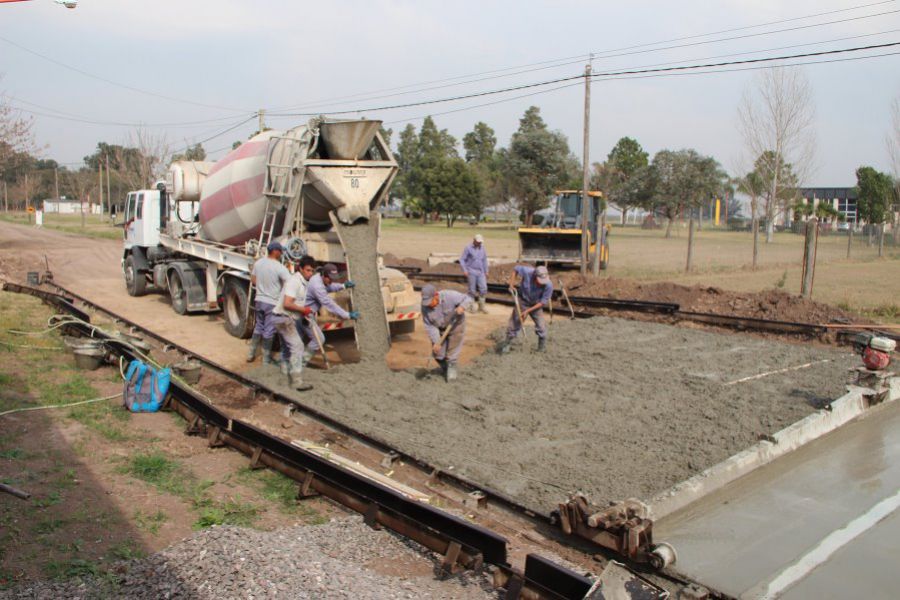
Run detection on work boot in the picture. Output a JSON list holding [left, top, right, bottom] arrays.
[[445, 362, 458, 382], [262, 337, 276, 365], [280, 360, 290, 377], [290, 372, 313, 392], [477, 297, 488, 314], [537, 337, 547, 353], [246, 334, 261, 362], [495, 338, 512, 355], [467, 301, 477, 314]]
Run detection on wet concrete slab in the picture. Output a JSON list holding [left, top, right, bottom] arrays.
[[656, 400, 900, 598]]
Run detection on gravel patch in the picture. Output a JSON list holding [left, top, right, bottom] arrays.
[[2, 518, 496, 599]]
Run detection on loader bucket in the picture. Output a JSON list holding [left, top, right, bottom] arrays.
[[518, 228, 583, 264], [319, 120, 382, 160]]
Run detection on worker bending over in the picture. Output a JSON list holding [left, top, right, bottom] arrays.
[[460, 234, 489, 314], [248, 241, 290, 365], [497, 265, 553, 354], [300, 261, 358, 366], [270, 257, 313, 391], [420, 284, 471, 381]]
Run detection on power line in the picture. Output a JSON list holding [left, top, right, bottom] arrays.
[[267, 41, 900, 118], [265, 1, 899, 112], [6, 96, 256, 128], [0, 34, 251, 113], [168, 116, 257, 156]]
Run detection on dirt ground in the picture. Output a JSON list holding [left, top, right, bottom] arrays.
[[244, 316, 856, 512], [0, 291, 334, 588]]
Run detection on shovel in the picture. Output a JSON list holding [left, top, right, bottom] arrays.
[[414, 316, 458, 380], [511, 287, 529, 340], [307, 318, 331, 370], [558, 279, 576, 319]]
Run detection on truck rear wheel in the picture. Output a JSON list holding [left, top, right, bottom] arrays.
[[223, 278, 253, 339], [124, 255, 147, 297], [168, 271, 188, 315]]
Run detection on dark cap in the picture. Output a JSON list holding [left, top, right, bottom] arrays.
[[267, 241, 285, 253], [534, 265, 550, 285], [321, 263, 340, 278], [421, 284, 437, 305]]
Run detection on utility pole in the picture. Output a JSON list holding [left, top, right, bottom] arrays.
[[25, 173, 31, 224], [54, 167, 60, 201], [580, 62, 592, 276], [98, 159, 104, 218], [3, 180, 7, 212], [800, 217, 818, 298], [105, 154, 111, 219], [258, 109, 266, 133]]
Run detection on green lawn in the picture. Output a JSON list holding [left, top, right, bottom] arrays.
[[0, 211, 122, 241]]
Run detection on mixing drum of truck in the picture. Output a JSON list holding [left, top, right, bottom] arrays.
[[120, 117, 418, 344]]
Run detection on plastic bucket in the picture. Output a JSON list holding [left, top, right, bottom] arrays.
[[173, 360, 202, 385], [27, 272, 40, 286], [73, 347, 105, 370]]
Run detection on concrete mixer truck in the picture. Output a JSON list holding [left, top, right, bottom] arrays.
[[120, 117, 418, 340]]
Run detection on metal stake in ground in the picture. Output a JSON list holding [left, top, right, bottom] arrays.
[[558, 280, 576, 319]]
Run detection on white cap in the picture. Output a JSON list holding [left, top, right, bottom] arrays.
[[474, 234, 484, 243]]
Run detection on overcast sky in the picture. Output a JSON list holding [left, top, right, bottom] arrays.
[[2, 0, 899, 185]]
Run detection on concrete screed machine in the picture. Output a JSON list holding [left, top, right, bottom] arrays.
[[121, 118, 419, 339]]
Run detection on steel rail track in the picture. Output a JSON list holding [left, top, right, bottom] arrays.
[[2, 281, 602, 600]]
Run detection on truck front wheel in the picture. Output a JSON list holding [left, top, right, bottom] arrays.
[[223, 278, 253, 339], [124, 255, 147, 297]]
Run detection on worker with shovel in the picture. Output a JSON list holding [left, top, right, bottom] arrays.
[[299, 261, 359, 367], [420, 284, 471, 381], [497, 265, 553, 354], [270, 257, 313, 392], [460, 234, 489, 314]]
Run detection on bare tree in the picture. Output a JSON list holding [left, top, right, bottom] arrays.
[[109, 128, 171, 191], [0, 76, 39, 196], [738, 68, 816, 243]]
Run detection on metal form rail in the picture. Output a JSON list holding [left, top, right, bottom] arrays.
[[2, 281, 607, 600]]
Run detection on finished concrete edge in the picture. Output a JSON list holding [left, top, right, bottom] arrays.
[[649, 373, 899, 521]]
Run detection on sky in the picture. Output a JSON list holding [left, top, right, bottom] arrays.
[[1, 0, 899, 186]]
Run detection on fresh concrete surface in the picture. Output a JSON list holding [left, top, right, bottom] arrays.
[[657, 400, 900, 599]]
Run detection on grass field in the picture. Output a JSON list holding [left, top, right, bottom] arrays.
[[379, 218, 900, 321], [0, 211, 122, 241]]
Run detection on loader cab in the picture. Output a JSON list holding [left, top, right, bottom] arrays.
[[123, 190, 160, 250]]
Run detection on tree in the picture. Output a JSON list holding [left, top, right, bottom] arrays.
[[737, 169, 767, 269], [1, 78, 40, 203], [502, 106, 576, 226], [463, 122, 497, 164], [738, 68, 816, 243], [595, 136, 649, 224], [413, 156, 482, 227], [856, 166, 896, 255], [171, 143, 206, 162]]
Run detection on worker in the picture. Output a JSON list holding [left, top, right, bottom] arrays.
[[298, 261, 359, 366], [459, 233, 489, 314], [497, 265, 553, 354], [420, 284, 471, 381], [248, 241, 290, 365], [270, 257, 313, 391]]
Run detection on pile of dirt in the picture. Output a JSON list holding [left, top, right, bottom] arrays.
[[389, 257, 859, 325], [248, 315, 855, 512]]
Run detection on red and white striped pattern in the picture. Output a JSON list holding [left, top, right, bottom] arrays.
[[198, 133, 274, 246]]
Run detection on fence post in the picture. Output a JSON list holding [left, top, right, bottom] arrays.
[[800, 217, 818, 298]]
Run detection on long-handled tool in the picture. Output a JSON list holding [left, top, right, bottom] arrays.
[[511, 287, 529, 340], [558, 279, 576, 319], [307, 318, 331, 370], [415, 316, 458, 379]]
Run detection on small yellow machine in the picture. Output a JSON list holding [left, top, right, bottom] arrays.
[[518, 191, 609, 268]]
